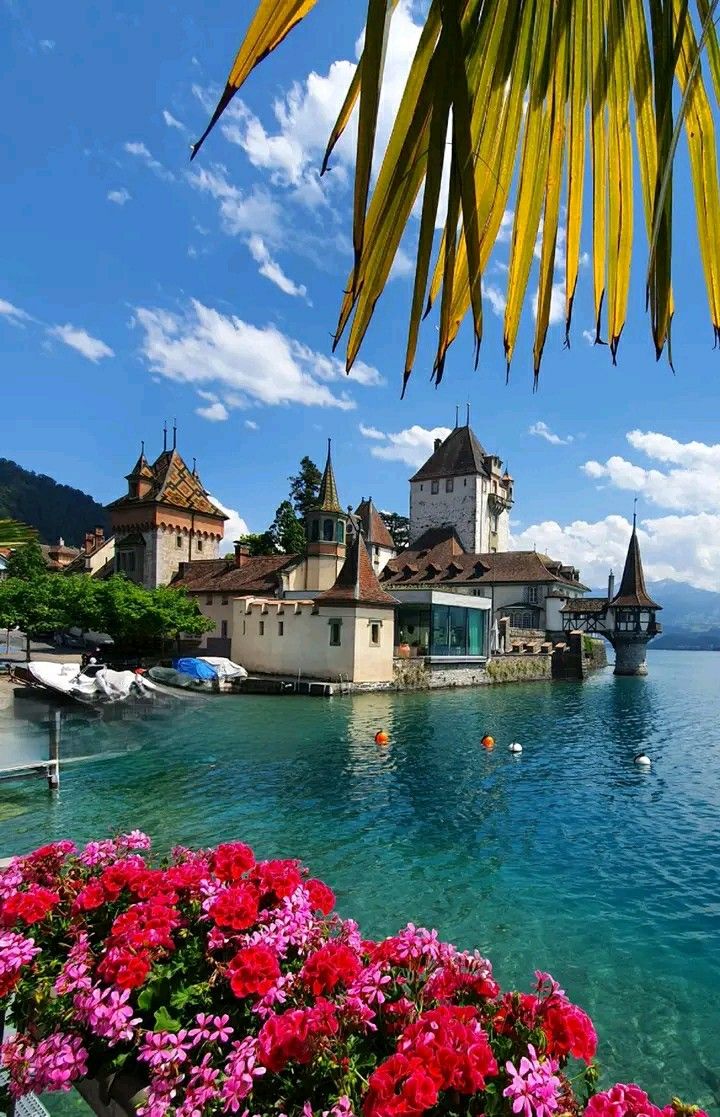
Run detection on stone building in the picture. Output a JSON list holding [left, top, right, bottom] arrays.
[[351, 498, 397, 574], [63, 528, 115, 579], [107, 431, 226, 588], [409, 422, 513, 554]]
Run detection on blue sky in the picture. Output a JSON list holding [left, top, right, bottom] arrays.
[[2, 0, 719, 589]]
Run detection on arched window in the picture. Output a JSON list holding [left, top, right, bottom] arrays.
[[310, 519, 320, 542], [336, 520, 345, 543], [323, 519, 334, 541]]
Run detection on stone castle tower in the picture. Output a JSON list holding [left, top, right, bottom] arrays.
[[304, 440, 348, 591], [409, 421, 513, 553], [107, 427, 226, 588], [607, 516, 662, 676]]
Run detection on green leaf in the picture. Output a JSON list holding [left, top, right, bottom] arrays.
[[153, 1005, 182, 1033]]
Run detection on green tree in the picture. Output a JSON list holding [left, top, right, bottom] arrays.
[[96, 578, 214, 649], [5, 541, 47, 580], [195, 2, 720, 382], [0, 576, 69, 659], [289, 457, 322, 522], [268, 501, 306, 555], [236, 532, 277, 557], [382, 512, 410, 551]]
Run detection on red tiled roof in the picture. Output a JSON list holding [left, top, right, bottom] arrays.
[[560, 597, 608, 614], [171, 554, 301, 595], [355, 499, 395, 549], [381, 527, 588, 591], [316, 533, 398, 608]]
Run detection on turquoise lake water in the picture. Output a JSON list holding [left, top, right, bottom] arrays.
[[1, 651, 719, 1111]]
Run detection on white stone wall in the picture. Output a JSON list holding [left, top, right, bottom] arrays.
[[190, 593, 232, 648], [229, 599, 394, 683], [409, 475, 480, 551], [145, 527, 221, 588], [367, 542, 395, 574]]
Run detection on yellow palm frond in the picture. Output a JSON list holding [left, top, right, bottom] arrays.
[[195, 0, 720, 387], [0, 519, 36, 548]]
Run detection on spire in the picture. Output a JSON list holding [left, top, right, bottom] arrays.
[[317, 438, 343, 513], [466, 402, 471, 427], [611, 517, 661, 609], [173, 418, 177, 451], [126, 441, 153, 481], [163, 421, 168, 453]]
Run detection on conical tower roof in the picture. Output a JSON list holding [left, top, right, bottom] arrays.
[[126, 443, 153, 480], [612, 517, 661, 609], [317, 439, 343, 513], [315, 529, 398, 608]]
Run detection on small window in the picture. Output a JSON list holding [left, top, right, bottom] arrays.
[[259, 621, 265, 636], [370, 623, 380, 647], [222, 595, 229, 606], [310, 519, 320, 542], [463, 478, 467, 487], [176, 535, 183, 548], [323, 519, 334, 541], [525, 586, 539, 605], [278, 621, 284, 636], [329, 622, 341, 647], [445, 478, 454, 493], [242, 620, 246, 636], [420, 484, 424, 491], [205, 594, 213, 605], [127, 552, 135, 572], [221, 620, 228, 638], [336, 520, 345, 544], [197, 539, 203, 552], [431, 480, 439, 494], [374, 545, 380, 558]]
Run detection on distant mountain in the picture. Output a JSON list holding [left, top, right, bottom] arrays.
[[592, 578, 720, 651], [0, 459, 109, 547]]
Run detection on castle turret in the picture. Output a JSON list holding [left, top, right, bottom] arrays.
[[608, 516, 662, 676], [305, 440, 348, 591]]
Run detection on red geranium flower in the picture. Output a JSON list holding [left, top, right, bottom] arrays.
[[98, 948, 152, 989], [72, 881, 106, 913], [209, 884, 259, 931], [253, 859, 302, 901], [212, 843, 255, 883], [306, 878, 335, 915], [228, 943, 280, 999], [2, 886, 60, 926], [301, 942, 362, 996], [364, 1052, 440, 1117], [542, 998, 597, 1063]]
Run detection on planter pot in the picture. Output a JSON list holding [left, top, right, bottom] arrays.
[[75, 1072, 148, 1117]]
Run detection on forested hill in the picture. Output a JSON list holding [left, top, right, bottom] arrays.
[[0, 459, 109, 546]]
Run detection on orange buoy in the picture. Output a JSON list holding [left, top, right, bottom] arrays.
[[481, 734, 495, 749], [374, 730, 390, 746]]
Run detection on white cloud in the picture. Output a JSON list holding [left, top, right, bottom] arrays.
[[107, 188, 131, 206], [582, 329, 595, 345], [511, 513, 720, 593], [582, 430, 720, 514], [39, 39, 55, 51], [163, 109, 186, 131], [244, 419, 259, 431], [134, 298, 384, 410], [48, 324, 114, 362], [532, 281, 564, 325], [246, 234, 308, 299], [209, 497, 251, 550], [482, 282, 506, 318], [188, 165, 282, 239], [389, 246, 414, 281], [124, 141, 174, 181], [359, 423, 385, 440], [529, 421, 574, 446], [196, 400, 229, 422], [360, 423, 453, 468], [0, 298, 31, 324]]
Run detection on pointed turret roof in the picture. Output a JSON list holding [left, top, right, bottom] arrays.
[[315, 530, 398, 608], [109, 444, 226, 521], [126, 443, 153, 480], [355, 498, 395, 550], [612, 518, 661, 609], [410, 425, 488, 481], [317, 439, 343, 513]]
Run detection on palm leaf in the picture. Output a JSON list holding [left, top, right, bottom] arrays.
[[0, 519, 36, 548], [195, 0, 720, 386]]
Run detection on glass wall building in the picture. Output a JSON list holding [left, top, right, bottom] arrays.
[[395, 590, 491, 659]]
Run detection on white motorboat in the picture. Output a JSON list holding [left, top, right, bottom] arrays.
[[26, 662, 159, 706]]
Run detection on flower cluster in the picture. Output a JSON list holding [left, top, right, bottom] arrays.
[[0, 835, 707, 1117]]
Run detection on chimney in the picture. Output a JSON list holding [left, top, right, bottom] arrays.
[[94, 526, 104, 545], [434, 438, 442, 451], [234, 541, 251, 567], [607, 569, 615, 601], [84, 532, 94, 554]]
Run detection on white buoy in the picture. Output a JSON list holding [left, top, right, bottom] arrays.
[[634, 753, 651, 767], [508, 742, 523, 754]]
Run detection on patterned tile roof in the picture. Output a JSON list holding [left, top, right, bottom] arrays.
[[317, 440, 343, 514], [109, 449, 226, 520]]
